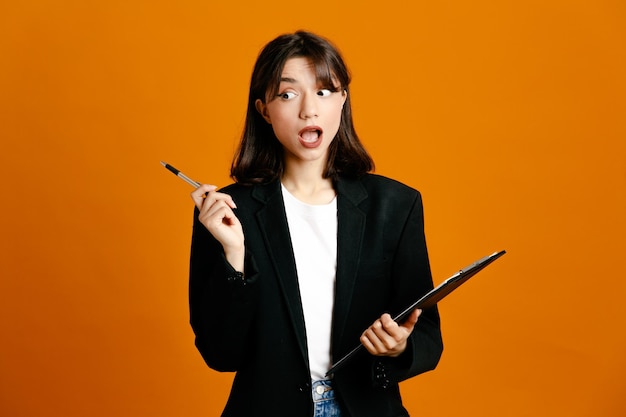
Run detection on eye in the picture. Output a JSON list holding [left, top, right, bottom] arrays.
[[277, 91, 297, 100], [317, 89, 332, 97]]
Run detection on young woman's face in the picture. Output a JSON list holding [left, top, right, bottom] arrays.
[[256, 57, 347, 170]]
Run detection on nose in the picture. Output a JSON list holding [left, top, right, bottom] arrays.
[[299, 92, 318, 119]]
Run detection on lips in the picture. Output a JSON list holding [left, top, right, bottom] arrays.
[[298, 126, 323, 148]]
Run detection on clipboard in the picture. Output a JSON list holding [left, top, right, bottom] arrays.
[[326, 250, 506, 376]]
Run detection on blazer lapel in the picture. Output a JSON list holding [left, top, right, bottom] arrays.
[[251, 178, 369, 366], [333, 178, 367, 353], [253, 182, 309, 363]]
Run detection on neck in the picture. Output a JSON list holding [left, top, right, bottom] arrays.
[[281, 163, 335, 205]]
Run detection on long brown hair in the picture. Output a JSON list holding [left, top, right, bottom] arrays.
[[230, 31, 374, 185]]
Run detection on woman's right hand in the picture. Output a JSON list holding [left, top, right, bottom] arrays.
[[191, 184, 245, 271]]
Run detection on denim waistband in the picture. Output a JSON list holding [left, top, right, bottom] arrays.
[[311, 379, 335, 402]]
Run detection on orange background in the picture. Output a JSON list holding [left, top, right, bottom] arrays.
[[1, 1, 625, 416]]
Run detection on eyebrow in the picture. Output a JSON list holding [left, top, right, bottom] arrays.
[[278, 76, 337, 88]]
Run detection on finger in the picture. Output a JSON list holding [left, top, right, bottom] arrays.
[[207, 204, 240, 228], [376, 327, 403, 351], [191, 184, 217, 208], [213, 192, 237, 209], [198, 204, 244, 249], [363, 321, 392, 353], [360, 333, 378, 355], [399, 309, 421, 332], [361, 329, 386, 355], [378, 314, 403, 338], [200, 191, 237, 213], [199, 202, 237, 231], [202, 197, 237, 219], [198, 193, 237, 222]]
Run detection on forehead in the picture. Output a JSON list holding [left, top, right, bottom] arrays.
[[272, 56, 338, 90], [280, 57, 316, 79]]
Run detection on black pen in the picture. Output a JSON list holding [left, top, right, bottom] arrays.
[[160, 161, 201, 188]]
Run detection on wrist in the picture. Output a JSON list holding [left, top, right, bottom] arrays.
[[224, 246, 245, 272]]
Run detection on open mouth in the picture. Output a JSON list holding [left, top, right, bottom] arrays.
[[299, 126, 323, 145]]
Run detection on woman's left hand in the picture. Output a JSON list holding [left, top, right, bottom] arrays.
[[360, 309, 421, 357]]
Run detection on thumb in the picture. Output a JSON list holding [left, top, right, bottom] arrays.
[[400, 309, 421, 331]]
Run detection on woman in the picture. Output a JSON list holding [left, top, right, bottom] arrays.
[[189, 31, 443, 417]]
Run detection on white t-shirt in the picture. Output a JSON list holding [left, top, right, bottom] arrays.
[[281, 184, 337, 381]]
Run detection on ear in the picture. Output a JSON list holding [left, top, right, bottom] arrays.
[[341, 89, 348, 107], [255, 99, 272, 124]]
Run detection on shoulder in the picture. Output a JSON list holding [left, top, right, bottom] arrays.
[[338, 174, 422, 206], [360, 173, 418, 194], [219, 180, 282, 205], [219, 182, 252, 196]]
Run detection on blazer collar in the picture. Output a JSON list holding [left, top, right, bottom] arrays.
[[249, 176, 368, 205]]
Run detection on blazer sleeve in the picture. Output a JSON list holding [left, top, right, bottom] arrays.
[[188, 208, 260, 372], [372, 191, 443, 387]]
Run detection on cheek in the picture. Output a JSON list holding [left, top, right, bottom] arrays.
[[270, 114, 292, 133], [269, 117, 296, 144], [328, 105, 344, 131], [266, 105, 293, 126]]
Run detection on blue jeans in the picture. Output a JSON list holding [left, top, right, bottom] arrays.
[[312, 380, 343, 417]]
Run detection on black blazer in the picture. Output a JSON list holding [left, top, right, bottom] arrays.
[[190, 174, 443, 417]]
